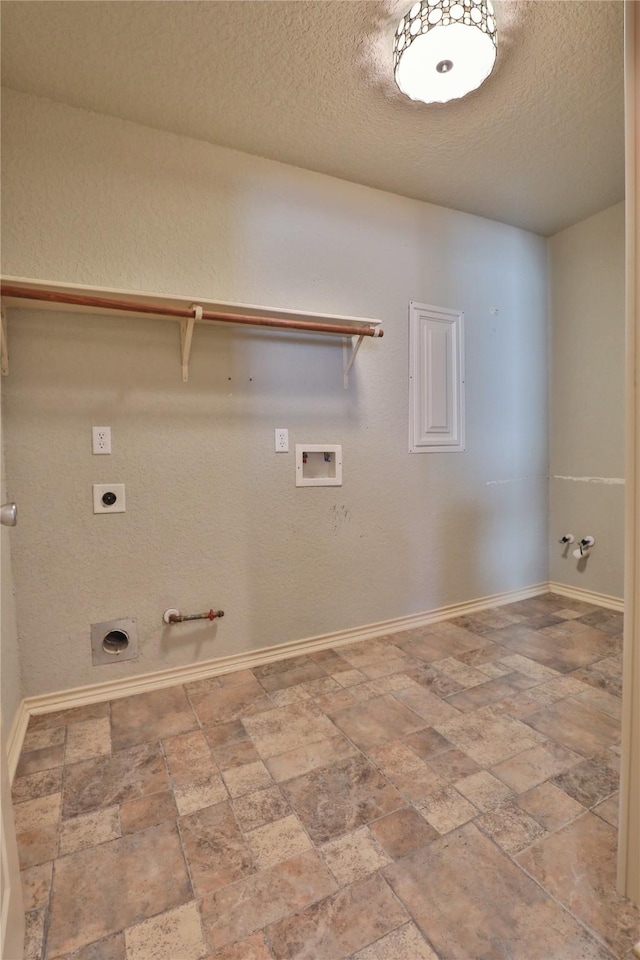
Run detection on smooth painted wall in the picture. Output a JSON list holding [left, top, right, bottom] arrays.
[[549, 203, 625, 597], [1, 90, 549, 698]]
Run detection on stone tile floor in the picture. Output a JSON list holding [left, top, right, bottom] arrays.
[[13, 594, 640, 959]]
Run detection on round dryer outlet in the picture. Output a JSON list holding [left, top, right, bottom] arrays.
[[91, 618, 138, 665]]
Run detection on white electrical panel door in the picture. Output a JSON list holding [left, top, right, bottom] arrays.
[[409, 302, 465, 453]]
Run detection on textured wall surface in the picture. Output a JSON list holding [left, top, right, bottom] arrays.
[[549, 203, 625, 597], [1, 91, 548, 698], [1, 403, 21, 731]]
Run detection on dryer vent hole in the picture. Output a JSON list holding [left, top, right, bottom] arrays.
[[102, 629, 129, 655]]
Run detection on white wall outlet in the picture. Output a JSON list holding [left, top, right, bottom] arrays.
[[275, 428, 289, 453], [92, 426, 111, 455], [93, 483, 125, 514]]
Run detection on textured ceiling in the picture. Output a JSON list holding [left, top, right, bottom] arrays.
[[0, 0, 624, 236]]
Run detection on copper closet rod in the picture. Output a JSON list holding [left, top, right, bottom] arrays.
[[0, 285, 384, 339]]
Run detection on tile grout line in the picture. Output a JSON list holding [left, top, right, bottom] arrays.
[[40, 716, 71, 960], [329, 618, 627, 956], [509, 840, 620, 958], [371, 870, 445, 960], [160, 737, 199, 906], [175, 677, 338, 955], [348, 909, 444, 960], [458, 722, 624, 960], [181, 640, 618, 849], [369, 800, 613, 960], [186, 661, 423, 955], [15, 598, 629, 959]]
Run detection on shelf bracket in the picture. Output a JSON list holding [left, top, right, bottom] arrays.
[[343, 334, 365, 389], [1, 302, 8, 376], [180, 304, 201, 382]]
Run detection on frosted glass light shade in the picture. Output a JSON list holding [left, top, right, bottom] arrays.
[[394, 0, 497, 104]]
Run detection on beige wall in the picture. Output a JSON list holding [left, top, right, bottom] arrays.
[[0, 364, 22, 742], [1, 90, 549, 698], [549, 203, 626, 598], [1, 400, 21, 731]]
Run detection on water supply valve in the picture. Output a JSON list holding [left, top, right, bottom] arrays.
[[573, 536, 595, 559]]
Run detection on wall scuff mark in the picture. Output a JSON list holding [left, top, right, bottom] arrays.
[[552, 475, 625, 485], [487, 475, 625, 487], [486, 477, 546, 486]]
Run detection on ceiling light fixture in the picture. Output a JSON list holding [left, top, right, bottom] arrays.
[[394, 0, 497, 104]]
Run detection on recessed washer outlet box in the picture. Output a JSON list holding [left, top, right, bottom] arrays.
[[295, 444, 342, 486], [91, 618, 138, 665]]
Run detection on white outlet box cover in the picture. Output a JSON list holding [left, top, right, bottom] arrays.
[[275, 428, 289, 453], [92, 426, 111, 455], [295, 444, 342, 486], [93, 483, 126, 513]]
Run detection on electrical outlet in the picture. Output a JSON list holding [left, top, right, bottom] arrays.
[[93, 483, 125, 514], [275, 428, 289, 453], [92, 426, 111, 455]]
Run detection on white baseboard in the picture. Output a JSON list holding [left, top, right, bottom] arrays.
[[24, 581, 549, 717], [548, 581, 624, 613], [19, 580, 622, 722], [6, 700, 29, 783]]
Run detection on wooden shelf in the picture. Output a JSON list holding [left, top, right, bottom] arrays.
[[0, 276, 384, 387]]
